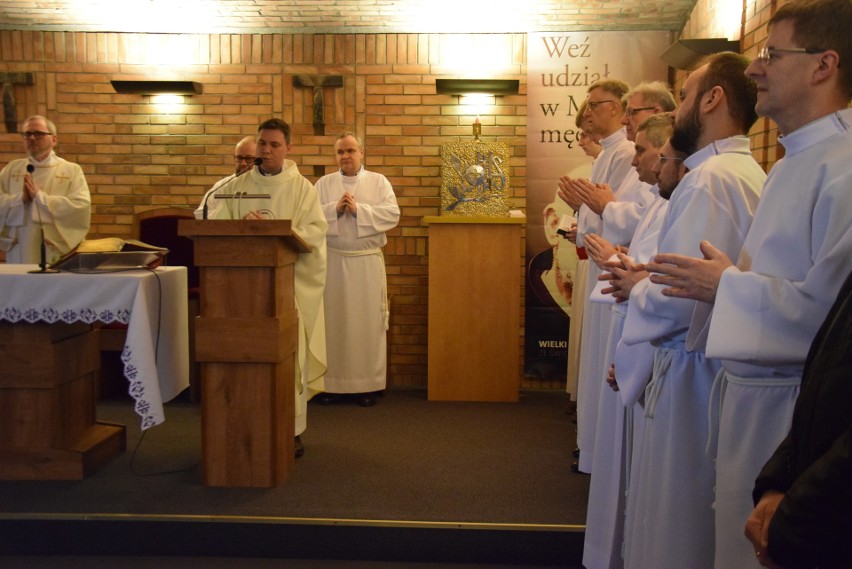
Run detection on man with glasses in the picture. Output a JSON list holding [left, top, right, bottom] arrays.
[[589, 81, 677, 247], [580, 113, 677, 569], [0, 115, 91, 264], [230, 136, 256, 175], [645, 1, 852, 567], [193, 136, 257, 219], [561, 85, 674, 479], [621, 82, 676, 143], [556, 79, 634, 476], [618, 52, 765, 569]]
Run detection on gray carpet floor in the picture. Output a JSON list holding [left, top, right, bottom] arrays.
[[0, 388, 589, 526]]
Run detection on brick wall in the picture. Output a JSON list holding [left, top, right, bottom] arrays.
[[0, 4, 789, 389], [0, 30, 527, 388]]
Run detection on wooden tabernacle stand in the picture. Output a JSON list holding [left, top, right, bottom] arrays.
[[179, 219, 309, 488], [424, 216, 524, 402], [0, 322, 126, 480]]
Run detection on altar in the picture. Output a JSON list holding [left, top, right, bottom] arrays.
[[0, 264, 189, 479]]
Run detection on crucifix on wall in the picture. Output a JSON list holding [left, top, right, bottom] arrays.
[[292, 75, 344, 136], [1, 72, 34, 133]]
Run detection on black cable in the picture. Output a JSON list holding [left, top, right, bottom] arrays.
[[61, 265, 195, 476], [130, 266, 199, 476]]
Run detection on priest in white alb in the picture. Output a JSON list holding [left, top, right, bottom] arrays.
[[315, 132, 400, 407]]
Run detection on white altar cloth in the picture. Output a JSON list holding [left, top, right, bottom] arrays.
[[0, 264, 189, 430]]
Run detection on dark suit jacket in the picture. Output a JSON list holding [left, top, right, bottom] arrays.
[[753, 270, 852, 569]]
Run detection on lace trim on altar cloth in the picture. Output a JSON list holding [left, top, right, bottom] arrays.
[[2, 306, 156, 430], [2, 306, 131, 325], [122, 346, 157, 429]]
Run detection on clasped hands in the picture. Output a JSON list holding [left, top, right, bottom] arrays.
[[336, 192, 357, 217], [22, 172, 40, 203], [557, 176, 614, 216]]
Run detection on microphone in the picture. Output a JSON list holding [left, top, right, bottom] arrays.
[[201, 157, 263, 220], [26, 164, 59, 274]]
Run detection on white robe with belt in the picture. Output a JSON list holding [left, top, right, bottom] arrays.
[[582, 189, 668, 569], [0, 153, 91, 264], [576, 128, 636, 472], [621, 137, 765, 569], [316, 167, 400, 393], [697, 109, 852, 569]]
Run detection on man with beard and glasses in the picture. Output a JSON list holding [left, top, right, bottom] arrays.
[[578, 113, 676, 569], [645, 1, 852, 567], [599, 135, 688, 569], [615, 52, 766, 569]]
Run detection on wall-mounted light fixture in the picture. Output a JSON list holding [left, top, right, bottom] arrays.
[[110, 80, 203, 95], [660, 38, 740, 70], [435, 79, 519, 96]]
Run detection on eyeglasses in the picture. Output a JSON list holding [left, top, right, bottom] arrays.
[[586, 100, 618, 110], [657, 155, 685, 166], [756, 44, 827, 65], [625, 106, 657, 117], [21, 131, 52, 139], [234, 155, 256, 163]]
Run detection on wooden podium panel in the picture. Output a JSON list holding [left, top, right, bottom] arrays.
[[425, 217, 524, 402], [180, 220, 306, 488], [0, 322, 126, 480]]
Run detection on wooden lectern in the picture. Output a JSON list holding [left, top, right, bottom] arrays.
[[179, 219, 309, 488]]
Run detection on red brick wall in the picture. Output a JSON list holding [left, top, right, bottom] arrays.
[[0, 31, 527, 388]]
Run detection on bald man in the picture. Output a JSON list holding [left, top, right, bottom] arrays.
[[194, 136, 258, 219]]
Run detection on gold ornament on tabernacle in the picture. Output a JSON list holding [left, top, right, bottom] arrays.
[[439, 139, 510, 217]]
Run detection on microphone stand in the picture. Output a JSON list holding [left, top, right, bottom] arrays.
[[26, 164, 59, 274], [202, 157, 263, 219]]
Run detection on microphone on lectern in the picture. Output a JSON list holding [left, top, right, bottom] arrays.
[[201, 157, 263, 220], [26, 163, 59, 274]]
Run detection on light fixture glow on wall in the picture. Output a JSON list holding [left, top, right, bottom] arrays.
[[459, 94, 496, 106]]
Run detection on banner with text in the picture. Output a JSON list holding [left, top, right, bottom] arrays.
[[524, 31, 671, 381]]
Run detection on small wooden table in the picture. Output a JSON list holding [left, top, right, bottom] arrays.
[[425, 216, 524, 402]]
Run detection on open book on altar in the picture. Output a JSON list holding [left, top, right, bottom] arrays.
[[50, 238, 169, 272]]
